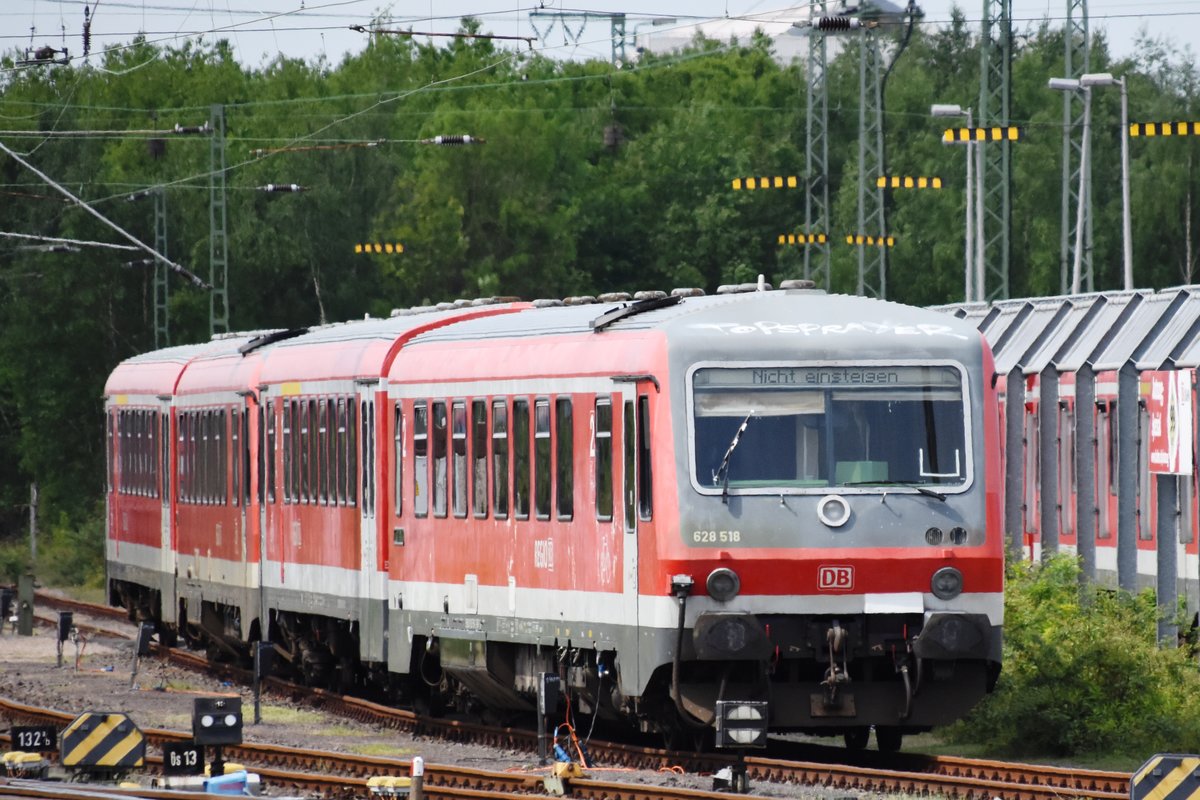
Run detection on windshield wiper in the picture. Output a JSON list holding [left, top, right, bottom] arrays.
[[712, 411, 754, 505], [841, 480, 947, 502]]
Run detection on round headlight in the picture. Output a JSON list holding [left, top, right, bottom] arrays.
[[706, 568, 741, 602], [925, 527, 943, 545], [950, 526, 968, 545], [931, 566, 963, 600]]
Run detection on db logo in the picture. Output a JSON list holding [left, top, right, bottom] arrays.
[[818, 565, 854, 591]]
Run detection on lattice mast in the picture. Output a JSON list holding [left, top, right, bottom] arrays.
[[978, 0, 1012, 300], [1060, 0, 1092, 293]]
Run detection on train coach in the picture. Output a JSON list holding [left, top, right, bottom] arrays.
[[107, 283, 1004, 752]]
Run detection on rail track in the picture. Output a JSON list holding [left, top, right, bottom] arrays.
[[9, 591, 1134, 800]]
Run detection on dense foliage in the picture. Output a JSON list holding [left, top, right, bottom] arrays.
[[947, 554, 1200, 759], [1, 13, 1199, 553]]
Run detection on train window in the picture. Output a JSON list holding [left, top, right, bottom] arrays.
[[638, 395, 653, 521], [690, 366, 967, 495], [535, 399, 551, 520], [232, 407, 241, 505], [452, 401, 468, 518], [394, 403, 404, 516], [202, 410, 211, 504], [1096, 404, 1111, 539], [1023, 410, 1039, 536], [472, 400, 488, 519], [258, 405, 266, 505], [283, 401, 293, 504], [177, 412, 186, 502], [594, 399, 613, 521], [493, 400, 509, 519], [514, 399, 531, 520], [1058, 405, 1075, 537], [364, 399, 375, 516], [347, 400, 358, 506], [105, 410, 113, 494], [220, 409, 229, 504], [1138, 404, 1151, 540], [432, 401, 448, 518], [556, 398, 573, 521], [318, 399, 329, 505], [299, 400, 311, 503], [242, 409, 250, 507], [161, 411, 170, 504], [335, 398, 344, 505], [624, 401, 636, 531], [267, 402, 276, 504], [414, 402, 429, 517]]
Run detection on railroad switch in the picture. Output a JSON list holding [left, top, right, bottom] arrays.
[[543, 761, 587, 796], [3, 751, 50, 779]]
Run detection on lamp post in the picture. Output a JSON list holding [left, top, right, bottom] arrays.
[[1080, 72, 1133, 291], [1049, 77, 1090, 294], [932, 103, 984, 302]]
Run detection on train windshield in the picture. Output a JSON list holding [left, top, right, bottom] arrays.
[[691, 364, 969, 492]]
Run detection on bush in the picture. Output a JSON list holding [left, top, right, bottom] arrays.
[[0, 507, 105, 589], [945, 554, 1200, 758]]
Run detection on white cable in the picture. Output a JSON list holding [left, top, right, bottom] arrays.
[[0, 231, 139, 250], [0, 139, 210, 288]]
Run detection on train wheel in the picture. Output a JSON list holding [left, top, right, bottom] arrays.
[[875, 726, 903, 753], [843, 728, 869, 750]]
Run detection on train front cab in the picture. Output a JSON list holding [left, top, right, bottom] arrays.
[[650, 294, 1004, 750]]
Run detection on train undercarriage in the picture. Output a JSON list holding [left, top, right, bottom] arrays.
[[110, 578, 998, 753]]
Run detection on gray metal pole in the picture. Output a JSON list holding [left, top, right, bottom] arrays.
[[1119, 78, 1133, 291], [1075, 367, 1097, 582], [1039, 369, 1060, 556], [1005, 369, 1027, 559], [965, 109, 975, 301], [1071, 87, 1092, 294], [1116, 364, 1139, 591], [1156, 474, 1179, 646]]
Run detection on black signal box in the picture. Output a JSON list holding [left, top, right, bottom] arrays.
[[192, 697, 243, 746]]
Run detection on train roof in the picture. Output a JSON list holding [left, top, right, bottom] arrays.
[[407, 289, 984, 352], [104, 334, 266, 398], [255, 303, 527, 384]]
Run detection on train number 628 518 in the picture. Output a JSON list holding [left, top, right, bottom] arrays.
[[692, 530, 741, 543]]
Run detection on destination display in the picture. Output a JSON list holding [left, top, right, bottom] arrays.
[[693, 365, 963, 389]]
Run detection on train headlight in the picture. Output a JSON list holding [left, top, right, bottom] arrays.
[[706, 568, 741, 602], [925, 527, 943, 545], [949, 526, 968, 545], [931, 566, 963, 600]]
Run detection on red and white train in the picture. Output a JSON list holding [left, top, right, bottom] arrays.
[[107, 284, 1005, 752]]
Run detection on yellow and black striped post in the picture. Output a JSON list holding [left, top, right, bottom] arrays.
[[1131, 754, 1200, 800], [1130, 122, 1200, 138], [355, 243, 405, 254], [60, 712, 145, 772], [844, 234, 896, 247], [876, 176, 942, 189], [942, 126, 1023, 143], [778, 233, 827, 245], [731, 176, 799, 190]]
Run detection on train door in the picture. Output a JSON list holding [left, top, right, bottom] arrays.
[[258, 395, 274, 638], [619, 384, 654, 689], [159, 401, 177, 624], [357, 383, 384, 662]]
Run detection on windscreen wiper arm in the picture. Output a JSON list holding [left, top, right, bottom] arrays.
[[712, 411, 753, 505], [841, 480, 947, 502]]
